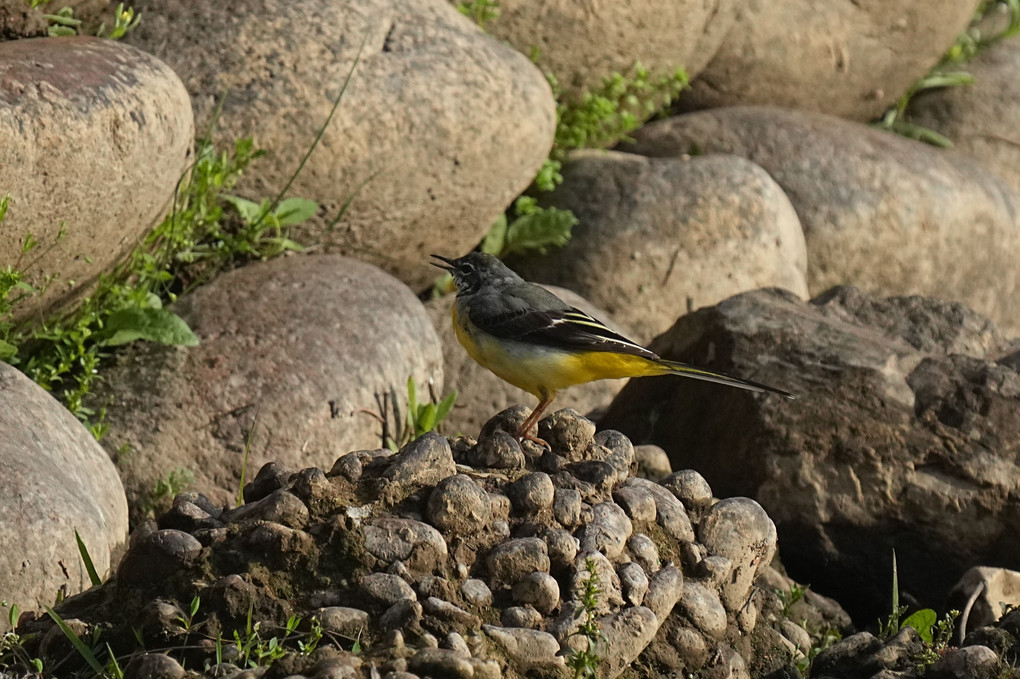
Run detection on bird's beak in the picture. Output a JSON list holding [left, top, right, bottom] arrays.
[[430, 254, 455, 272]]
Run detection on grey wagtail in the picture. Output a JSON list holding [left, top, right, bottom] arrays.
[[431, 253, 794, 444]]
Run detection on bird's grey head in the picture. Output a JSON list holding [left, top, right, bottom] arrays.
[[430, 253, 521, 296]]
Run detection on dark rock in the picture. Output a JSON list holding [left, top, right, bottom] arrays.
[[223, 490, 309, 529], [508, 472, 555, 513], [123, 652, 185, 679], [244, 461, 295, 503], [117, 530, 202, 586], [552, 488, 582, 527]]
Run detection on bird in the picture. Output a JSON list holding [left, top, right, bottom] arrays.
[[431, 252, 793, 445]]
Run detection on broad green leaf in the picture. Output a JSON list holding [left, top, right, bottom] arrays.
[[102, 307, 199, 347], [503, 206, 578, 256], [274, 197, 318, 225], [222, 194, 265, 224], [902, 609, 937, 643], [435, 391, 457, 422], [0, 338, 17, 361]]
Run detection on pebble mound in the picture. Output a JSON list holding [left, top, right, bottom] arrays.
[[21, 409, 819, 678]]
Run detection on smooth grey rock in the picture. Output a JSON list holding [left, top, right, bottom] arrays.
[[357, 573, 416, 609], [422, 597, 478, 627], [379, 599, 423, 632], [118, 530, 202, 586], [628, 534, 661, 574], [619, 562, 649, 607], [543, 528, 579, 570], [381, 432, 456, 501], [929, 645, 999, 679], [662, 470, 714, 511], [678, 580, 727, 639], [222, 490, 309, 529], [633, 444, 672, 482], [577, 502, 632, 559], [598, 606, 659, 679], [425, 474, 491, 535], [553, 488, 583, 527], [512, 572, 560, 615], [481, 625, 564, 674], [698, 497, 777, 611], [0, 367, 129, 630], [613, 485, 657, 523], [363, 517, 448, 574], [644, 565, 684, 621], [501, 605, 543, 629], [444, 631, 470, 656], [621, 477, 694, 543], [316, 607, 370, 638], [486, 538, 550, 589], [460, 578, 492, 607], [508, 472, 555, 513]]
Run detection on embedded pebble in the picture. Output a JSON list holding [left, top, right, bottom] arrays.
[[160, 500, 220, 533], [290, 467, 330, 505], [564, 459, 619, 494], [572, 551, 624, 613], [222, 489, 309, 529], [780, 619, 812, 654], [537, 409, 596, 459], [417, 575, 455, 601], [425, 474, 491, 534], [628, 534, 661, 573], [482, 625, 565, 674], [613, 485, 657, 523], [618, 562, 649, 606], [508, 472, 555, 513], [698, 497, 777, 611], [633, 444, 671, 481], [245, 522, 314, 557], [379, 599, 423, 632], [679, 580, 728, 639], [622, 477, 695, 542], [593, 429, 636, 475], [117, 529, 203, 585], [577, 502, 632, 559], [502, 605, 543, 628], [123, 652, 185, 679], [644, 565, 684, 620], [363, 517, 448, 569], [382, 432, 457, 495], [173, 491, 222, 517], [699, 555, 733, 585], [244, 461, 294, 502], [930, 645, 999, 677], [460, 579, 492, 607], [358, 573, 416, 608], [553, 488, 582, 527], [662, 469, 714, 510], [329, 452, 363, 483], [486, 538, 550, 589], [471, 431, 526, 469], [422, 597, 478, 627], [408, 647, 474, 678], [444, 631, 470, 657], [599, 606, 659, 678], [316, 607, 370, 637], [671, 625, 710, 668], [543, 528, 578, 570], [512, 571, 560, 614]]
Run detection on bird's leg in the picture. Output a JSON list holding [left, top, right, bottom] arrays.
[[514, 392, 554, 449]]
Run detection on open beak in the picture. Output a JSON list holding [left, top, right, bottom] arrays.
[[430, 254, 456, 272]]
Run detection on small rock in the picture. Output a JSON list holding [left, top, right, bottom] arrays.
[[486, 538, 550, 589], [482, 625, 565, 674], [291, 467, 331, 506], [417, 576, 455, 601], [679, 580, 727, 639], [363, 518, 448, 574], [357, 573, 416, 609], [508, 472, 555, 513], [471, 431, 526, 469], [222, 490, 310, 529], [123, 652, 185, 679], [543, 529, 579, 570], [593, 429, 636, 477], [697, 497, 777, 611], [408, 647, 474, 678], [425, 475, 492, 535], [661, 470, 715, 511], [537, 409, 596, 460], [512, 572, 560, 615], [173, 492, 223, 517], [577, 502, 633, 559], [244, 461, 295, 502], [699, 555, 733, 586], [444, 631, 471, 656], [670, 625, 710, 669], [117, 530, 203, 586], [553, 488, 583, 527], [644, 565, 684, 621], [633, 444, 672, 481], [613, 485, 657, 523], [502, 605, 544, 629], [159, 501, 221, 533], [929, 645, 999, 679], [599, 606, 659, 678], [572, 551, 624, 613], [379, 599, 423, 632], [328, 453, 363, 483], [628, 534, 661, 573], [422, 597, 478, 627], [811, 631, 882, 677], [316, 607, 370, 638], [381, 432, 457, 500], [619, 562, 649, 607], [460, 579, 492, 607], [780, 620, 812, 655], [621, 477, 694, 543]]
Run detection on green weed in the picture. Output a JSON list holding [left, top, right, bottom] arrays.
[[567, 558, 605, 678], [456, 0, 500, 29], [139, 467, 195, 519], [31, 1, 140, 39], [386, 376, 458, 451], [0, 602, 43, 674]]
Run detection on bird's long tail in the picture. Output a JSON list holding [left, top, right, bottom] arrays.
[[651, 357, 795, 399]]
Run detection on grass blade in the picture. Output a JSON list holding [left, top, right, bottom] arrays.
[[44, 606, 105, 676], [74, 529, 102, 588]]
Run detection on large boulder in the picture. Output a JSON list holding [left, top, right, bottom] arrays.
[[94, 254, 443, 518], [0, 363, 128, 631], [675, 0, 981, 121], [0, 37, 193, 321], [124, 0, 556, 289], [484, 0, 739, 96], [626, 106, 1020, 336], [508, 149, 808, 343], [601, 286, 1020, 621]]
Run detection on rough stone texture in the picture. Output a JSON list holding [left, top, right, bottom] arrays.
[[698, 498, 777, 611], [949, 566, 1020, 636], [0, 363, 128, 631], [428, 286, 627, 436], [675, 0, 980, 121], [910, 35, 1020, 190], [125, 0, 555, 290], [626, 106, 1020, 335], [0, 37, 193, 321], [486, 538, 549, 590], [486, 0, 738, 97], [509, 150, 808, 343], [94, 254, 443, 515], [481, 625, 564, 675], [0, 0, 110, 39], [380, 432, 456, 503], [425, 474, 492, 535], [601, 285, 1020, 621]]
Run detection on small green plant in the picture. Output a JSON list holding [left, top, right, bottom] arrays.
[[0, 602, 43, 674], [97, 3, 141, 40], [456, 0, 499, 28], [31, 1, 141, 39], [175, 596, 201, 634], [567, 558, 605, 678], [875, 0, 1020, 146], [387, 376, 458, 451], [480, 196, 578, 259], [139, 467, 195, 519]]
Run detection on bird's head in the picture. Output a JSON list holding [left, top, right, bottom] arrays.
[[430, 252, 518, 296]]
